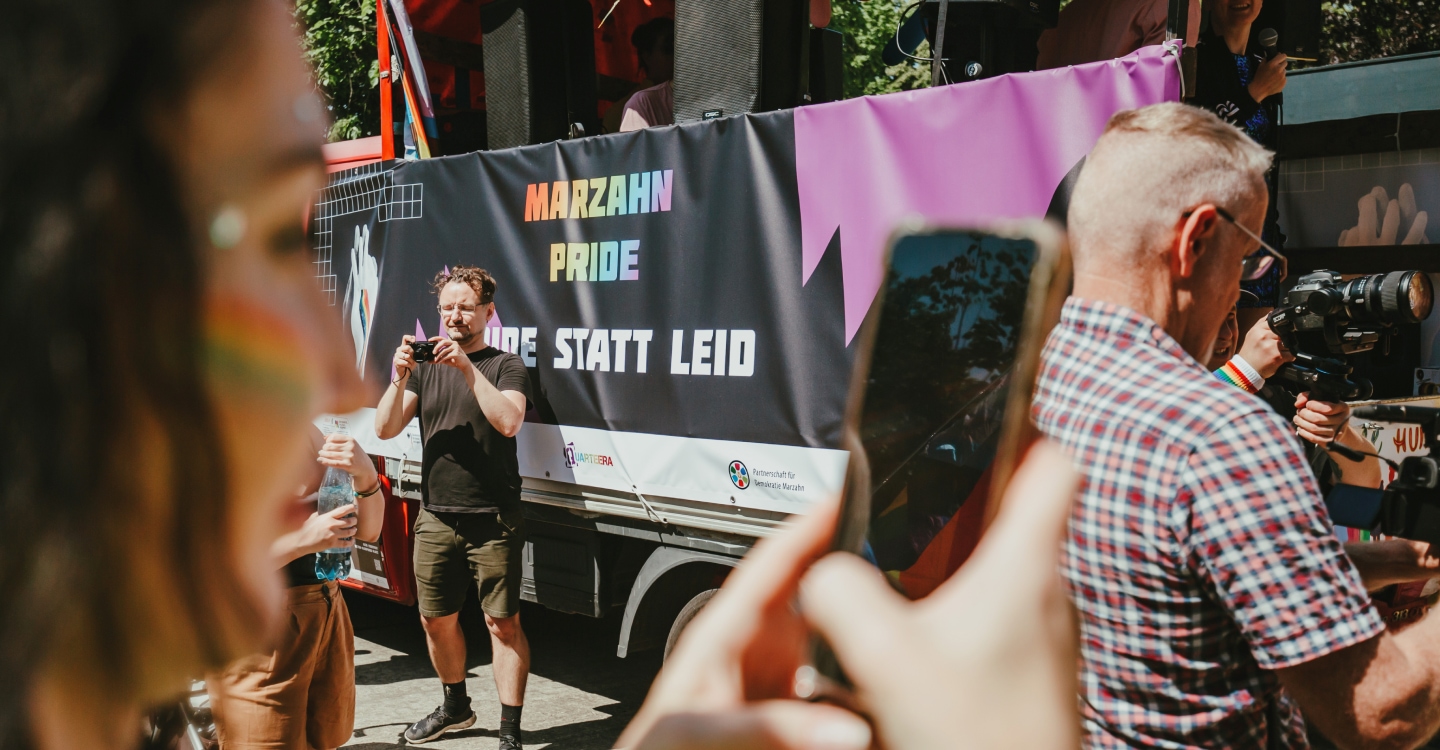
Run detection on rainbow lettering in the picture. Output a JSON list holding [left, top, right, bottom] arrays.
[[550, 240, 640, 282], [525, 170, 673, 222]]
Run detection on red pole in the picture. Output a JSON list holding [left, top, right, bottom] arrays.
[[377, 0, 395, 160]]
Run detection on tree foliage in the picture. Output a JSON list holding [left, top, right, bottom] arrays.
[[1321, 0, 1440, 64], [295, 0, 380, 142], [827, 0, 931, 98]]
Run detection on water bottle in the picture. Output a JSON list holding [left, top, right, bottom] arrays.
[[315, 467, 354, 581]]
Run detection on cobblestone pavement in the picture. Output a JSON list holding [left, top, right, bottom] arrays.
[[342, 590, 661, 750]]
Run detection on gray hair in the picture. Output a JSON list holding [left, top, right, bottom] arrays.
[[1067, 103, 1273, 275]]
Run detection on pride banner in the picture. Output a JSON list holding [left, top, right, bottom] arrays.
[[313, 45, 1180, 516]]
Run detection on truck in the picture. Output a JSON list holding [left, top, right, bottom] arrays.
[[316, 0, 1440, 663]]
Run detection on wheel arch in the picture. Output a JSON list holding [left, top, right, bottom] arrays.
[[616, 547, 737, 658]]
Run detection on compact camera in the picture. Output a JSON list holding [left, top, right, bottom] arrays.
[[1266, 270, 1433, 400], [411, 340, 438, 363]]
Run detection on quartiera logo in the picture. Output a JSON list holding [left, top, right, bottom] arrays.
[[729, 460, 750, 490], [565, 442, 615, 469]]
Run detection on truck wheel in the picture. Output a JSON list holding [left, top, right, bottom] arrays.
[[664, 588, 718, 662]]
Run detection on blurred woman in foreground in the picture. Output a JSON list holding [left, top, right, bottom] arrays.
[[0, 0, 364, 747]]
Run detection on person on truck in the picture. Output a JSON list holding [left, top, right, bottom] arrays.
[[603, 18, 674, 135], [207, 429, 384, 750], [1193, 0, 1289, 325], [375, 266, 533, 748], [1035, 101, 1440, 748]]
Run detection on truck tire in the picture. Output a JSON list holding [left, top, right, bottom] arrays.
[[664, 588, 719, 662]]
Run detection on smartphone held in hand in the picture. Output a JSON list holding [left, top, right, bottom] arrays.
[[806, 220, 1071, 692]]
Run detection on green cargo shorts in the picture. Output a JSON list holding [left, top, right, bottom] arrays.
[[412, 507, 526, 619]]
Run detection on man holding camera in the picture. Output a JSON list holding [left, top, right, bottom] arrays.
[[1035, 103, 1440, 748], [375, 266, 532, 748]]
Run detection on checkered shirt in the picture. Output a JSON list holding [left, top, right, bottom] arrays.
[[1033, 298, 1383, 749]]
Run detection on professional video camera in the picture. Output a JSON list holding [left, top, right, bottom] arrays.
[[1266, 269, 1433, 400], [1328, 404, 1440, 546]]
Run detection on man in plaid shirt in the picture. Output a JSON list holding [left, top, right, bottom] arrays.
[[1035, 103, 1440, 748]]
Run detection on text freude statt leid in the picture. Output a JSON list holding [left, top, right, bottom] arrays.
[[524, 170, 673, 284], [483, 327, 756, 377]]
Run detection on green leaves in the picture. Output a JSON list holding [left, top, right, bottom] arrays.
[[1321, 0, 1440, 64], [828, 0, 932, 98], [294, 0, 380, 142]]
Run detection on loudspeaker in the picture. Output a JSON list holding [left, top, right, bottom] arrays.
[[923, 0, 1057, 83], [810, 27, 844, 104], [481, 0, 598, 150], [673, 0, 810, 123], [1253, 0, 1322, 61]]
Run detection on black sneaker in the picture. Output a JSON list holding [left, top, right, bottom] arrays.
[[402, 705, 476, 744], [498, 734, 523, 750]]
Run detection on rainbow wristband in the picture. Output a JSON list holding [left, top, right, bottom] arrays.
[[1215, 355, 1264, 394]]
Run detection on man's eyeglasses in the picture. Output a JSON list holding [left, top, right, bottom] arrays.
[[1183, 206, 1287, 282], [438, 303, 487, 317]]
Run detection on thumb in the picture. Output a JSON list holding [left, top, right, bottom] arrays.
[[327, 503, 357, 518], [799, 553, 912, 692], [629, 701, 871, 750]]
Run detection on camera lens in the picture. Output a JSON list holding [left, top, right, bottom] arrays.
[[1380, 271, 1433, 324], [1340, 271, 1433, 325]]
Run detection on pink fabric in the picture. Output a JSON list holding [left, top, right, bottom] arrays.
[[794, 45, 1180, 343], [1036, 0, 1168, 70], [619, 80, 674, 131]]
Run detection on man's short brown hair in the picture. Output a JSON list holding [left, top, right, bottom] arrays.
[[433, 265, 496, 304]]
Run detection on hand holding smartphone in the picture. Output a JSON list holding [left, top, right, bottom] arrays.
[[807, 219, 1071, 693]]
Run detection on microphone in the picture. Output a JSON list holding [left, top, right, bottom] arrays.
[[1258, 28, 1279, 59]]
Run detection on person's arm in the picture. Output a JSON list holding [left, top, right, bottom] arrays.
[[1236, 315, 1292, 379], [432, 339, 526, 437], [317, 433, 384, 543], [1279, 621, 1440, 749], [619, 105, 652, 133], [1180, 408, 1428, 748], [1247, 53, 1288, 103], [376, 335, 419, 440], [1345, 538, 1440, 591], [1294, 394, 1383, 489], [270, 501, 359, 568]]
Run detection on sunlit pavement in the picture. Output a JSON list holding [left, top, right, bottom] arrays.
[[342, 591, 661, 749]]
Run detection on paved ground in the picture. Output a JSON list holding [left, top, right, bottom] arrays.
[[342, 590, 661, 750]]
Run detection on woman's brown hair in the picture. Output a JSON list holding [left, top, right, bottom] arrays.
[[0, 0, 267, 745]]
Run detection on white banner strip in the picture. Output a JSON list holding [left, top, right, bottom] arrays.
[[319, 408, 848, 515]]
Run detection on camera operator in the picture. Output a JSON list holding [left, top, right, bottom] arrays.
[[1213, 303, 1384, 491], [1034, 102, 1440, 748], [375, 266, 533, 748]]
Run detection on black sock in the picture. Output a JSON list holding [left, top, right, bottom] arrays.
[[499, 703, 523, 740], [442, 681, 469, 715]]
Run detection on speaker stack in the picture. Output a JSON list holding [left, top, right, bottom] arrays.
[[673, 0, 843, 122], [923, 0, 1059, 83], [481, 0, 599, 149]]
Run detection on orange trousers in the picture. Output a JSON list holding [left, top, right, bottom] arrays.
[[208, 581, 355, 750]]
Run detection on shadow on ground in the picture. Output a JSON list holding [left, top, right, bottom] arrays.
[[344, 589, 661, 749]]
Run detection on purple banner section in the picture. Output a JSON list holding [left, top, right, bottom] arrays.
[[795, 44, 1181, 342]]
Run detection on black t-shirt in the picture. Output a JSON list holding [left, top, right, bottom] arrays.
[[406, 346, 532, 512]]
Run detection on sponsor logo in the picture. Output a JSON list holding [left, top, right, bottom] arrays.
[[564, 442, 614, 469], [729, 460, 751, 490], [752, 467, 806, 492]]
